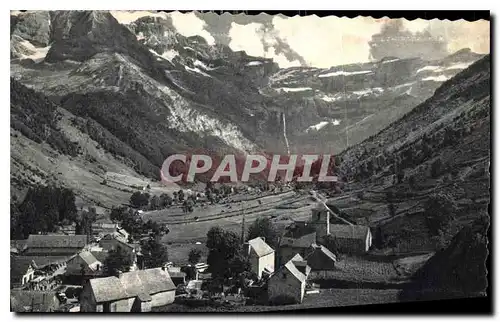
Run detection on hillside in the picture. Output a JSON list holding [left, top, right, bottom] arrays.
[[11, 79, 181, 208], [323, 55, 490, 255], [399, 214, 489, 301]]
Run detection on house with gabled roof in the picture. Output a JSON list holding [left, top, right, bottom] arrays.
[[267, 253, 311, 305], [245, 237, 275, 279], [66, 251, 103, 277], [24, 235, 88, 256], [307, 244, 337, 271], [98, 233, 137, 270], [278, 222, 316, 266], [310, 202, 372, 254], [80, 267, 176, 312]]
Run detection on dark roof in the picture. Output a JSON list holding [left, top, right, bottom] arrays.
[[66, 251, 100, 274], [281, 224, 317, 248], [26, 235, 88, 250], [89, 268, 176, 303], [10, 290, 60, 312], [13, 255, 71, 269], [248, 237, 274, 257], [91, 251, 109, 263], [310, 244, 337, 262], [99, 234, 133, 249], [329, 224, 370, 240]]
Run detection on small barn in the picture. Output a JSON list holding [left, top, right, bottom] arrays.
[[278, 223, 316, 266], [98, 234, 137, 270], [267, 254, 310, 305], [80, 267, 176, 312], [245, 237, 275, 279], [328, 224, 372, 254], [307, 244, 337, 271]]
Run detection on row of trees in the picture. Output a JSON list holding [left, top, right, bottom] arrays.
[[109, 206, 168, 238], [11, 185, 78, 239], [129, 191, 173, 210]]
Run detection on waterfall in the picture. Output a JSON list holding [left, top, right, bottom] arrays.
[[282, 112, 291, 155]]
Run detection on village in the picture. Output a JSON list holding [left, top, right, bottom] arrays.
[[11, 180, 424, 313]]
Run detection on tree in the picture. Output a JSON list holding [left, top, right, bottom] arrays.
[[159, 193, 173, 208], [130, 191, 150, 208], [104, 246, 133, 276], [141, 237, 169, 269], [247, 217, 278, 249], [75, 207, 97, 236], [149, 195, 160, 210], [177, 190, 185, 202], [110, 206, 128, 222], [13, 185, 77, 238], [424, 193, 458, 235], [188, 248, 202, 265], [206, 226, 250, 282]]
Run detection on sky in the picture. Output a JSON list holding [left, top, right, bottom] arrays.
[[111, 11, 490, 68]]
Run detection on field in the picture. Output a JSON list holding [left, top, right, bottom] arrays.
[[140, 190, 316, 243], [154, 288, 401, 312]]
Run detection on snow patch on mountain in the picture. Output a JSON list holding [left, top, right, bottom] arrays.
[[184, 66, 212, 78], [353, 87, 384, 97], [306, 119, 341, 132], [276, 87, 312, 93], [246, 61, 263, 66], [390, 82, 416, 90], [382, 58, 400, 64], [193, 60, 216, 71], [422, 75, 450, 82], [318, 93, 341, 102], [162, 49, 179, 63], [417, 62, 475, 74], [318, 70, 373, 78]]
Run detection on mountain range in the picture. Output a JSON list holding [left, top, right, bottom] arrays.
[[10, 10, 486, 207]]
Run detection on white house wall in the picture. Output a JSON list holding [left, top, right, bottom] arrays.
[[258, 253, 275, 278], [150, 290, 175, 308]]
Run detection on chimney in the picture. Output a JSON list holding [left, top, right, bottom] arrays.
[[261, 237, 266, 242]]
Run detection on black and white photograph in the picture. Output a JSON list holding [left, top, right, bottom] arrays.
[[9, 10, 491, 313]]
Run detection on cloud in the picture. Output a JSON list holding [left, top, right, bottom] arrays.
[[111, 11, 490, 68], [169, 12, 215, 45], [271, 15, 382, 68], [369, 18, 489, 61], [369, 19, 448, 61]]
